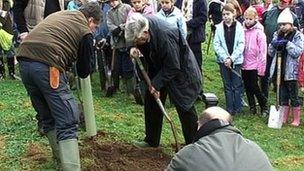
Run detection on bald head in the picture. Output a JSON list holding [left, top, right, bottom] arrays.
[[198, 107, 232, 128]]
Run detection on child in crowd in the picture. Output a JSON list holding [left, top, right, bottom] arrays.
[[130, 0, 154, 14], [242, 7, 267, 115], [107, 0, 135, 97], [227, 0, 244, 23], [156, 0, 187, 39], [250, 0, 264, 21], [268, 8, 304, 127], [263, 0, 273, 11], [0, 0, 15, 80], [213, 3, 245, 115]]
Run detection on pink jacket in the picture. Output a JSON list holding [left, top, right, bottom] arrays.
[[242, 22, 267, 76]]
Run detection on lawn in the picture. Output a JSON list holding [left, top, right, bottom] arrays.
[[1, 39, 304, 170]]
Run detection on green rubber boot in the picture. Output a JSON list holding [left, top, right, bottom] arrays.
[[59, 139, 81, 171], [46, 130, 59, 161]]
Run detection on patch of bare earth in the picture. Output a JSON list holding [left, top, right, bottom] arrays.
[[81, 131, 172, 171], [22, 143, 48, 165]]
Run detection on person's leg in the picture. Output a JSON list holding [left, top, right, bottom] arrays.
[[279, 82, 291, 124], [143, 88, 167, 147], [231, 65, 243, 114], [242, 70, 256, 114], [121, 50, 135, 96], [175, 105, 198, 144], [249, 70, 268, 115], [188, 42, 204, 98], [28, 62, 81, 170], [287, 81, 301, 126], [260, 55, 273, 99], [19, 61, 58, 159], [6, 48, 16, 79], [0, 54, 5, 79], [219, 63, 233, 114], [97, 49, 106, 91]]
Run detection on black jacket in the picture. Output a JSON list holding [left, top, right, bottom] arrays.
[[138, 16, 202, 110], [175, 0, 208, 44]]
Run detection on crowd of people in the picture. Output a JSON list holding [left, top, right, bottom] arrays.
[[0, 0, 304, 170]]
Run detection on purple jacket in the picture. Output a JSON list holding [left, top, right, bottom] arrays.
[[242, 22, 267, 76]]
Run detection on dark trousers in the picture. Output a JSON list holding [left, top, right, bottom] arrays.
[[188, 42, 203, 73], [219, 63, 243, 114], [19, 60, 79, 140], [242, 70, 267, 110], [144, 88, 198, 147], [260, 55, 273, 99], [280, 80, 300, 107]]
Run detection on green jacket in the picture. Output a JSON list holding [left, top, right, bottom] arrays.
[[166, 126, 272, 171]]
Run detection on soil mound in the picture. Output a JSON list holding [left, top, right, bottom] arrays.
[[81, 131, 172, 171]]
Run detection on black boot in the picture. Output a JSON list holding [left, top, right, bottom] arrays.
[[0, 56, 5, 79], [7, 57, 15, 79]]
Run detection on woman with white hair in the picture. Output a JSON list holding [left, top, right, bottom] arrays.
[[125, 13, 202, 147]]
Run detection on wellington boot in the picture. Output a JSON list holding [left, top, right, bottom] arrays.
[[46, 130, 60, 161], [282, 106, 290, 124], [125, 76, 135, 95], [59, 139, 81, 171], [291, 107, 301, 127]]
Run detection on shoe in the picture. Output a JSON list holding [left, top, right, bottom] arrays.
[[133, 141, 151, 148]]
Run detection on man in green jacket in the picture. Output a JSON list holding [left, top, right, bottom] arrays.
[[16, 2, 101, 171], [166, 107, 272, 171]]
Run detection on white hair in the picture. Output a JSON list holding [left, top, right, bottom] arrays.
[[125, 13, 149, 43]]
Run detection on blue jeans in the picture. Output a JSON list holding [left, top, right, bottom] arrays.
[[19, 60, 79, 140], [219, 63, 243, 114]]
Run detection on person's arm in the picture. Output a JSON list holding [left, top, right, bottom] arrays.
[[76, 33, 95, 78], [186, 0, 207, 29], [257, 30, 267, 76], [177, 12, 188, 40], [213, 24, 229, 63], [286, 32, 304, 59], [13, 0, 29, 33]]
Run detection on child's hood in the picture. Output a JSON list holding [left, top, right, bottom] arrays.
[[243, 21, 264, 32]]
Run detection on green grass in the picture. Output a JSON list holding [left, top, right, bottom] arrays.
[[1, 40, 304, 170]]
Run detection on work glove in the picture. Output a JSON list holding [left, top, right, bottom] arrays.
[[271, 38, 288, 51], [111, 26, 122, 37]]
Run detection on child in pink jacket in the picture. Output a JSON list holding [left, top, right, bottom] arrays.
[[241, 7, 268, 115]]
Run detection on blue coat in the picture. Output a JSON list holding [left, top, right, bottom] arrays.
[[269, 30, 304, 81], [175, 0, 208, 44], [213, 21, 245, 65]]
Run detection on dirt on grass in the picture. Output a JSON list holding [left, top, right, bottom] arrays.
[[23, 143, 48, 164], [81, 131, 172, 171]]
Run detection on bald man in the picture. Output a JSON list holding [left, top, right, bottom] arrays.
[[166, 107, 272, 171]]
